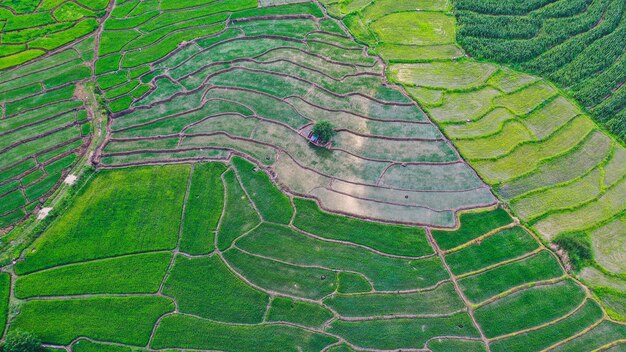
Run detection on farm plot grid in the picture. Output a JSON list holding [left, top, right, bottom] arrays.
[[0, 0, 110, 70], [2, 160, 625, 352], [92, 0, 496, 227], [454, 0, 626, 141], [0, 0, 624, 350], [319, 0, 626, 294], [0, 37, 96, 229]]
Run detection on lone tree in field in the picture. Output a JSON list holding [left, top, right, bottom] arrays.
[[312, 120, 336, 144], [2, 330, 44, 352]]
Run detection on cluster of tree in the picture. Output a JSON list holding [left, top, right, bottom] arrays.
[[1, 330, 44, 352], [553, 232, 593, 271], [455, 0, 626, 140], [455, 0, 556, 15], [312, 120, 336, 144]]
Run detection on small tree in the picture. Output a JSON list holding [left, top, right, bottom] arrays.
[[312, 120, 336, 143], [2, 330, 44, 352]]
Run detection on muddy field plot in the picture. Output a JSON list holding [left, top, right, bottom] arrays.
[[1, 160, 622, 351]]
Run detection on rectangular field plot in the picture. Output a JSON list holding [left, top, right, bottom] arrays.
[[232, 157, 293, 224], [272, 155, 333, 194], [494, 131, 613, 198], [458, 250, 563, 304], [236, 223, 449, 291], [15, 252, 172, 298], [329, 179, 495, 212], [223, 248, 336, 300], [72, 341, 133, 352], [444, 108, 516, 140], [328, 313, 479, 350], [0, 273, 9, 334], [375, 43, 464, 61], [533, 177, 626, 239], [266, 297, 333, 328], [163, 255, 269, 323], [603, 146, 626, 188], [310, 187, 456, 227], [472, 116, 596, 183], [217, 169, 261, 251], [428, 339, 487, 352], [152, 314, 337, 351], [324, 282, 464, 317], [389, 61, 498, 90], [591, 216, 626, 274], [429, 87, 501, 123], [432, 208, 513, 250], [475, 279, 587, 338], [491, 300, 603, 352], [360, 0, 451, 20], [380, 163, 486, 191], [99, 149, 231, 166], [370, 12, 456, 46], [180, 162, 226, 254], [15, 165, 190, 274], [487, 67, 538, 93], [9, 296, 174, 345], [511, 168, 603, 222], [522, 96, 582, 139], [454, 121, 534, 160], [550, 321, 626, 352], [293, 198, 432, 257], [445, 227, 539, 275], [332, 132, 457, 163], [493, 81, 556, 116]]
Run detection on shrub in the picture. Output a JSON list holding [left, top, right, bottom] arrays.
[[2, 330, 44, 352], [312, 120, 336, 143], [553, 231, 593, 271]]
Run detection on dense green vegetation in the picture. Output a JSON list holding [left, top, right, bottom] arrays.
[[2, 161, 618, 350], [0, 40, 95, 229], [0, 273, 9, 336], [232, 157, 292, 224], [0, 0, 109, 70], [454, 0, 626, 140], [152, 314, 336, 351], [11, 296, 174, 345], [180, 163, 226, 254], [0, 0, 625, 350], [432, 207, 513, 250], [553, 231, 594, 270], [15, 165, 189, 274], [14, 252, 171, 298], [293, 198, 432, 256], [1, 330, 44, 352]]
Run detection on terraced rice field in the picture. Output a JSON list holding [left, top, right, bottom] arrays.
[[0, 0, 109, 70], [319, 0, 626, 292], [92, 0, 495, 227], [0, 37, 97, 228], [0, 0, 625, 350], [2, 160, 625, 351], [454, 0, 626, 140]]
